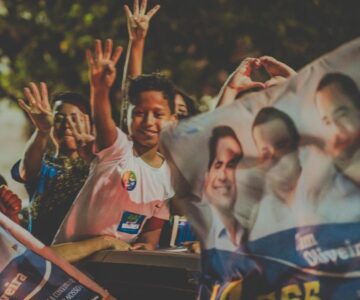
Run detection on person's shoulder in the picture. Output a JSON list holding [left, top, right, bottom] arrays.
[[95, 128, 133, 164]]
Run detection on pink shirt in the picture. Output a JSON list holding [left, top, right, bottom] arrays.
[[53, 128, 174, 244]]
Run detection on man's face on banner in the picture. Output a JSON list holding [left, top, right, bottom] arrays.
[[253, 118, 300, 192], [253, 118, 295, 166], [316, 83, 360, 159], [205, 136, 242, 212]]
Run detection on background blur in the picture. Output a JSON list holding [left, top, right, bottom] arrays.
[[0, 0, 359, 196]]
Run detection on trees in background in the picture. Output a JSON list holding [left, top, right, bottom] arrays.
[[1, 0, 359, 117]]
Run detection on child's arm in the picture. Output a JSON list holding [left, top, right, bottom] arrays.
[[51, 235, 130, 263], [86, 39, 123, 151], [124, 0, 160, 78]]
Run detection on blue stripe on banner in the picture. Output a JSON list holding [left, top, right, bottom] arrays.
[[199, 223, 360, 300]]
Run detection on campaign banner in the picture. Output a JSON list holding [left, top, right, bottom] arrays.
[[0, 212, 111, 300], [161, 38, 360, 299]]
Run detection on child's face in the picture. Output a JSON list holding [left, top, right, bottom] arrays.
[[53, 101, 88, 151], [131, 90, 174, 149]]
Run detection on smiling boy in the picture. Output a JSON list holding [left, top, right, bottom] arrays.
[[54, 40, 176, 250]]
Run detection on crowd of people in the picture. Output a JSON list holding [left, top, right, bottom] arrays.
[[1, 1, 360, 299], [0, 0, 204, 261]]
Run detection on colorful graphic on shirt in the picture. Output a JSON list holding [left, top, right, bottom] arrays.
[[117, 211, 146, 235], [121, 170, 137, 191]]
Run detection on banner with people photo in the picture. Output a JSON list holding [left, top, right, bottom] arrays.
[[0, 212, 111, 300], [161, 38, 360, 299]]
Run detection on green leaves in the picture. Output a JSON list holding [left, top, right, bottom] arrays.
[[0, 0, 359, 111]]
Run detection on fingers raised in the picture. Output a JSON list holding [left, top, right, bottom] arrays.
[[18, 99, 32, 113], [86, 49, 95, 67], [40, 82, 50, 110], [111, 46, 123, 65], [84, 114, 91, 135], [95, 39, 103, 61], [29, 82, 41, 104], [238, 57, 258, 76], [133, 0, 139, 15], [74, 113, 84, 134], [67, 115, 81, 140], [139, 0, 147, 15], [146, 4, 160, 19], [104, 39, 113, 60], [92, 39, 122, 65], [24, 87, 36, 107], [123, 4, 133, 18], [259, 56, 296, 77]]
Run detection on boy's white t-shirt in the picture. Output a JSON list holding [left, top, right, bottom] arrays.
[[53, 128, 174, 244]]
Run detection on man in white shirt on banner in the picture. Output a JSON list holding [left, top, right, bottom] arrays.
[[312, 73, 360, 223], [203, 125, 246, 251]]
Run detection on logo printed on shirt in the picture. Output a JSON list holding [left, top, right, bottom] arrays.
[[117, 211, 146, 234], [121, 170, 137, 191]]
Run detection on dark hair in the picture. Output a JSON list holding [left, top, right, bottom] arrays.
[[208, 126, 243, 170], [0, 174, 7, 186], [128, 74, 176, 114], [252, 107, 300, 149], [174, 86, 199, 119], [52, 92, 91, 116], [316, 73, 360, 110]]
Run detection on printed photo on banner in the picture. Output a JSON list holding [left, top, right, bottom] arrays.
[[161, 38, 360, 299]]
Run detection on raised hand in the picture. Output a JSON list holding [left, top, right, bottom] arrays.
[[124, 0, 160, 41], [18, 82, 54, 133], [67, 113, 95, 161], [86, 39, 123, 89], [259, 56, 296, 87], [217, 58, 266, 107], [227, 58, 266, 93]]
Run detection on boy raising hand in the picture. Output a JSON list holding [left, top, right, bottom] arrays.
[[54, 39, 176, 251]]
